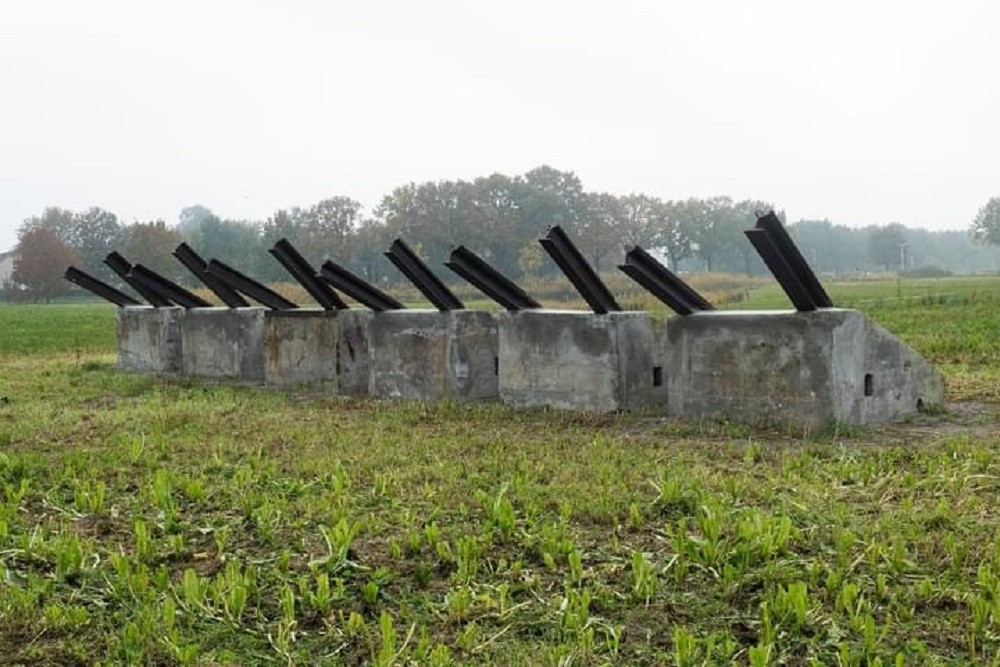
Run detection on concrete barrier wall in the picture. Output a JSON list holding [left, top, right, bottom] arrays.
[[498, 310, 666, 412], [264, 310, 339, 387], [369, 310, 498, 401], [179, 308, 266, 381], [859, 318, 946, 423], [262, 309, 372, 391], [336, 310, 373, 396], [117, 306, 183, 373], [116, 305, 945, 426], [661, 309, 945, 428]]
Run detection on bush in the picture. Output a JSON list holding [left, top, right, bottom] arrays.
[[902, 266, 953, 279]]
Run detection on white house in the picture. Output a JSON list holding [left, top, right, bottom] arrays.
[[0, 250, 14, 286]]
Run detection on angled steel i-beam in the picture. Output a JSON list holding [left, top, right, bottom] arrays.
[[745, 229, 817, 311], [755, 211, 833, 308], [104, 252, 171, 307], [205, 259, 298, 310], [173, 243, 249, 308], [64, 267, 141, 307], [444, 246, 540, 311], [618, 246, 713, 315], [129, 264, 213, 309], [385, 239, 463, 311], [539, 226, 620, 314], [269, 239, 347, 310], [319, 260, 404, 311]]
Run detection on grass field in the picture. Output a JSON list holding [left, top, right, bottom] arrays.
[[1, 276, 999, 665]]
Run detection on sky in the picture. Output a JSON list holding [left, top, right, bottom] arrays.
[[1, 0, 998, 251]]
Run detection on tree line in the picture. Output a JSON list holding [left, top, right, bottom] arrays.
[[5, 166, 999, 302]]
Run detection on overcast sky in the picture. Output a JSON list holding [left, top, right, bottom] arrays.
[[2, 0, 997, 251]]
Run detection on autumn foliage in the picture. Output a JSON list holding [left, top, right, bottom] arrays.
[[11, 226, 79, 302]]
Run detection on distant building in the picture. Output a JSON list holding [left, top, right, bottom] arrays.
[[0, 250, 14, 286]]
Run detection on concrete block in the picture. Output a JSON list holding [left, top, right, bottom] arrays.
[[369, 310, 498, 401], [117, 306, 183, 373], [261, 309, 373, 392], [498, 310, 665, 412], [179, 307, 266, 381], [264, 310, 338, 387], [662, 309, 945, 429], [336, 310, 373, 396], [859, 318, 946, 423]]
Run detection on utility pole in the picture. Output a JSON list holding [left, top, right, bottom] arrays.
[[897, 242, 909, 299]]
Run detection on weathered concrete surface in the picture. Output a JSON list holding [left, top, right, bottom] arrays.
[[117, 306, 183, 373], [336, 310, 373, 396], [261, 309, 373, 391], [179, 307, 266, 381], [498, 310, 665, 412], [264, 310, 338, 386], [369, 310, 498, 401], [859, 318, 946, 423], [662, 309, 945, 429]]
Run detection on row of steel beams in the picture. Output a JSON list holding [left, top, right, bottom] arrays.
[[65, 212, 829, 314]]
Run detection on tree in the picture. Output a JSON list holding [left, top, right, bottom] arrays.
[[577, 192, 622, 270], [20, 207, 75, 241], [650, 199, 694, 271], [351, 218, 391, 282], [520, 165, 586, 231], [19, 206, 122, 280], [195, 217, 261, 267], [468, 174, 525, 275], [518, 241, 544, 278], [309, 196, 362, 253], [790, 219, 863, 276], [12, 226, 79, 302], [262, 207, 308, 248], [688, 196, 742, 272], [121, 220, 183, 282], [67, 207, 124, 272], [867, 223, 908, 271], [970, 197, 1000, 245], [617, 194, 661, 249], [178, 204, 216, 234]]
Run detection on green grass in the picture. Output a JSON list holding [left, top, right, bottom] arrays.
[[0, 303, 117, 357], [1, 276, 999, 665]]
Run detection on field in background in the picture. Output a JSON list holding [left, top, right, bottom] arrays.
[[1, 275, 999, 664]]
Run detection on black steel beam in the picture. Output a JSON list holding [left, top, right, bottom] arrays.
[[205, 259, 298, 310], [385, 239, 463, 311], [269, 239, 347, 310], [539, 226, 620, 314], [319, 260, 404, 312], [444, 246, 541, 311], [104, 252, 171, 307], [755, 211, 833, 308], [745, 229, 817, 311], [64, 267, 140, 307], [618, 246, 713, 315], [619, 262, 694, 315], [130, 264, 212, 309], [173, 243, 249, 308]]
